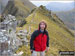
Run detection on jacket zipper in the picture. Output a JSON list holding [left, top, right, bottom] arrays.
[[41, 34, 44, 51]]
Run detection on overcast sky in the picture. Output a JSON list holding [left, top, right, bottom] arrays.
[[30, 1, 74, 11], [30, 1, 74, 7]]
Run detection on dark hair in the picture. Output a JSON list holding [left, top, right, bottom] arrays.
[[38, 21, 47, 36], [38, 21, 47, 30]]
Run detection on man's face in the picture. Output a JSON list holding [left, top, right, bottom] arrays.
[[40, 23, 45, 30]]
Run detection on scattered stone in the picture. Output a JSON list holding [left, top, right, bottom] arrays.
[[0, 14, 20, 56]]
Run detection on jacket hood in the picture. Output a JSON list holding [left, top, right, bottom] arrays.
[[38, 21, 47, 31]]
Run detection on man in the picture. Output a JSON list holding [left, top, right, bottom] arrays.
[[30, 21, 50, 56]]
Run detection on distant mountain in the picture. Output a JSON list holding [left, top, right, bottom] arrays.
[[46, 2, 74, 11], [54, 8, 75, 30], [46, 2, 75, 30], [0, 0, 9, 14]]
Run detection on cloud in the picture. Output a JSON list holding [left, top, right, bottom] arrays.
[[30, 1, 74, 7], [30, 1, 49, 6]]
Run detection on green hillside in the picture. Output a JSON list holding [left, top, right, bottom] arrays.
[[3, 0, 36, 16], [2, 0, 36, 26], [16, 6, 74, 56]]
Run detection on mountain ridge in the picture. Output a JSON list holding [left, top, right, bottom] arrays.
[[16, 5, 74, 56], [1, 1, 74, 55], [2, 0, 36, 26]]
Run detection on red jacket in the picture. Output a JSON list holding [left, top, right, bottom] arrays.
[[30, 30, 49, 51]]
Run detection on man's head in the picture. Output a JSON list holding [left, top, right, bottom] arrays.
[[39, 21, 47, 30]]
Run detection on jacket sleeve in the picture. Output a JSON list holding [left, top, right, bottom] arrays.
[[46, 31, 49, 47], [30, 30, 36, 50]]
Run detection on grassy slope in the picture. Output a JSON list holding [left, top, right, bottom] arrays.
[[14, 0, 31, 13], [14, 0, 36, 19], [3, 0, 36, 20], [16, 8, 74, 56], [14, 0, 30, 20], [2, 0, 36, 26]]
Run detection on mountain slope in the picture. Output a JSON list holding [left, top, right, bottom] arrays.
[[2, 0, 36, 26], [3, 0, 36, 16], [16, 6, 74, 56], [46, 2, 74, 11]]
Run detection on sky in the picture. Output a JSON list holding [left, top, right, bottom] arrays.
[[30, 1, 75, 11], [30, 1, 74, 7]]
